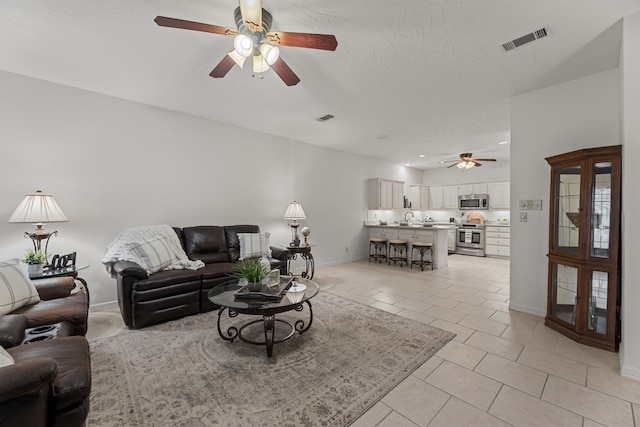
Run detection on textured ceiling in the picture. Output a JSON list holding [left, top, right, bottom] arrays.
[[1, 0, 639, 169]]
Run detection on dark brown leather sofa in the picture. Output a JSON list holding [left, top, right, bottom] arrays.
[[113, 225, 290, 329], [0, 276, 91, 427]]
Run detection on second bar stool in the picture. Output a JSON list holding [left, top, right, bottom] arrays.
[[388, 239, 408, 267]]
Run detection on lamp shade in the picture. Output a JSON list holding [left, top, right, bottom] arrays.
[[8, 190, 68, 224], [283, 201, 306, 220]]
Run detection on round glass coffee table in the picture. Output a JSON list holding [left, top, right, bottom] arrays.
[[208, 277, 319, 357]]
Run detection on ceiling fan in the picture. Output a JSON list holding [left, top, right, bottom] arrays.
[[154, 0, 338, 86], [445, 153, 496, 170]]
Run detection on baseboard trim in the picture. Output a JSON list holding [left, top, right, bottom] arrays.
[[508, 302, 546, 317], [90, 300, 119, 312]]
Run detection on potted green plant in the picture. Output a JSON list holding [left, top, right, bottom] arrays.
[[21, 248, 48, 276], [233, 258, 270, 291], [293, 233, 300, 247]]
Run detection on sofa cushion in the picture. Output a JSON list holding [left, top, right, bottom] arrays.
[[182, 226, 230, 264], [224, 225, 261, 262], [237, 232, 271, 260], [124, 237, 179, 275], [132, 269, 202, 292], [198, 262, 237, 280], [0, 259, 40, 315], [0, 345, 14, 367]]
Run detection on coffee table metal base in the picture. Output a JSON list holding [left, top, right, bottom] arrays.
[[217, 301, 313, 357]]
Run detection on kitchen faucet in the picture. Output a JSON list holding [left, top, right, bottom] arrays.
[[404, 211, 414, 221]]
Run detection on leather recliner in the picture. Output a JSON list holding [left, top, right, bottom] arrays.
[[114, 224, 290, 328], [0, 276, 91, 427]]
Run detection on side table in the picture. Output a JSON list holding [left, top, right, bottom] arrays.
[[286, 245, 315, 280]]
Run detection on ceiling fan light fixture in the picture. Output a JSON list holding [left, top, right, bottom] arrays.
[[227, 50, 247, 68], [259, 43, 280, 65], [253, 54, 269, 73], [234, 34, 253, 57], [239, 0, 262, 31]]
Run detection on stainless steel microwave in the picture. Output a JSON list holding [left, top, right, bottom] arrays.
[[458, 194, 489, 210]]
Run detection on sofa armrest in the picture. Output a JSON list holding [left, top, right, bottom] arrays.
[[113, 261, 148, 280], [32, 276, 75, 301], [0, 358, 58, 403], [0, 315, 28, 348], [270, 246, 290, 261]]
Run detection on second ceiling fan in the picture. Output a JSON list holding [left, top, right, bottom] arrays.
[[445, 153, 496, 170], [154, 0, 338, 86]]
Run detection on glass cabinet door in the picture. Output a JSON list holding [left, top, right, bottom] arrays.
[[587, 270, 609, 335], [552, 165, 581, 254], [549, 262, 578, 326], [590, 162, 612, 259]]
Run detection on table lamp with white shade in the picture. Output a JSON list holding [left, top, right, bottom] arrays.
[[283, 201, 306, 246], [8, 190, 68, 254]]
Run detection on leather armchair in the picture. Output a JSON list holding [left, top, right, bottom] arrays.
[[0, 336, 91, 427]]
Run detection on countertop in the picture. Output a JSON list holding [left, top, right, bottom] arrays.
[[364, 223, 454, 230]]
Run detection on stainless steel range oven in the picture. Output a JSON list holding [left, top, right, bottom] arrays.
[[455, 223, 486, 257]]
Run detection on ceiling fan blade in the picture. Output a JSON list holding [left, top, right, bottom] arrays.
[[154, 16, 237, 36], [447, 161, 462, 169], [267, 31, 338, 51], [270, 57, 301, 86], [210, 55, 236, 78], [239, 0, 262, 32], [472, 158, 496, 162], [473, 162, 483, 167]]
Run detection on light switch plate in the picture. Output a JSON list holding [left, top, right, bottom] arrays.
[[519, 200, 528, 209], [520, 212, 528, 222]]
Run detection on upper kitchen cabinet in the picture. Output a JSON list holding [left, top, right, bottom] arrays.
[[488, 182, 510, 209], [443, 186, 459, 209], [545, 145, 621, 351], [409, 185, 430, 209], [458, 183, 488, 195], [428, 185, 461, 209], [369, 178, 405, 209]]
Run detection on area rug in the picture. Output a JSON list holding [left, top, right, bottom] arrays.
[[88, 292, 455, 426]]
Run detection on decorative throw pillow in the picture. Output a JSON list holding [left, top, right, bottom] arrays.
[[0, 345, 14, 368], [124, 237, 178, 275], [237, 232, 271, 260], [0, 258, 40, 315]]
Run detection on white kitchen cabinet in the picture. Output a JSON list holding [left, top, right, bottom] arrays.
[[485, 225, 510, 257], [392, 181, 405, 209], [369, 179, 405, 209], [368, 227, 398, 240], [443, 185, 459, 209], [428, 186, 444, 209], [409, 185, 430, 209], [488, 182, 510, 209], [458, 183, 488, 195], [447, 228, 456, 253]]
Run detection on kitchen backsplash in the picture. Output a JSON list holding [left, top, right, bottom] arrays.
[[366, 209, 510, 224]]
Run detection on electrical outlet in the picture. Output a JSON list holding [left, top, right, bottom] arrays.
[[530, 199, 542, 210], [520, 212, 528, 222]]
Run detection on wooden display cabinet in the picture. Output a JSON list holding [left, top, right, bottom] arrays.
[[545, 145, 621, 352]]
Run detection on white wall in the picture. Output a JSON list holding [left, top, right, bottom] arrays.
[[422, 161, 510, 186], [509, 68, 620, 316], [621, 12, 640, 379], [0, 70, 418, 306]]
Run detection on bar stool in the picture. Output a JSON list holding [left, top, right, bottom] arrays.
[[411, 241, 433, 271], [369, 237, 388, 263], [388, 239, 408, 267]]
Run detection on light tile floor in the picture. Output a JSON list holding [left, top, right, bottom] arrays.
[[87, 255, 640, 426]]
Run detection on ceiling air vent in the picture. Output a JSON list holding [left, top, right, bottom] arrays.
[[316, 114, 335, 122], [502, 27, 548, 52]]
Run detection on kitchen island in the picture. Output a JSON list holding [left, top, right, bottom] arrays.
[[365, 224, 449, 269]]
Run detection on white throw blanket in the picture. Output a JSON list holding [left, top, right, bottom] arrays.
[[101, 224, 204, 277]]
